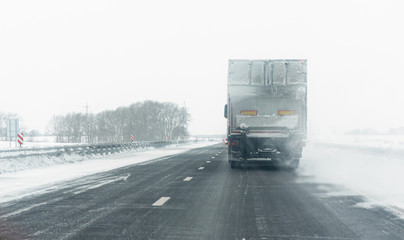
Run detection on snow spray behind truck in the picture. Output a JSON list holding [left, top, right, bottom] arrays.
[[224, 59, 307, 168]]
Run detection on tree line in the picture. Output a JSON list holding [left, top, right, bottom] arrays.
[[47, 101, 190, 143]]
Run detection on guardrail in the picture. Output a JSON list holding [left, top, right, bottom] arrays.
[[0, 141, 183, 159]]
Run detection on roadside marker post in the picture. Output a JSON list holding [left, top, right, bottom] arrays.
[[17, 133, 24, 146]]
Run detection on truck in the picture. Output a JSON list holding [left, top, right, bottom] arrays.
[[224, 59, 307, 169]]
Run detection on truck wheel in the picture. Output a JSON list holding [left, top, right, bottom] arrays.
[[230, 161, 240, 169], [290, 158, 300, 170]]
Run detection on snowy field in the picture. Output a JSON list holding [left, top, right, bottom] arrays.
[[0, 137, 79, 150], [300, 134, 404, 216], [0, 141, 218, 204], [313, 134, 404, 151]]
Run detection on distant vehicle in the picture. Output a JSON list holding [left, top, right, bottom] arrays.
[[224, 59, 307, 169]]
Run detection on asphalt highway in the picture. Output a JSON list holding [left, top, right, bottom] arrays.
[[1, 143, 404, 239]]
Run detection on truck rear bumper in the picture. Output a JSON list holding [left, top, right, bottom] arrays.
[[228, 153, 299, 169], [246, 130, 289, 138], [229, 152, 283, 161]]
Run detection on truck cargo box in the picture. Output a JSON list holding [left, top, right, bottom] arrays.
[[225, 59, 307, 168]]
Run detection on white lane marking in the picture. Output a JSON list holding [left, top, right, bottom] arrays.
[[211, 157, 215, 159], [183, 177, 193, 182], [206, 161, 211, 163], [198, 167, 205, 170], [215, 154, 219, 156], [152, 197, 171, 206]]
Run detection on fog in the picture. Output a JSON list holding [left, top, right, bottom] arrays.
[[1, 0, 404, 135]]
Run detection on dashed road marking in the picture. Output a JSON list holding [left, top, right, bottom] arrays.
[[211, 157, 215, 159], [152, 197, 171, 206], [183, 177, 193, 181], [198, 167, 205, 170], [206, 161, 211, 163]]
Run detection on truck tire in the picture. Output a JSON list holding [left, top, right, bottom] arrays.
[[290, 158, 300, 170], [230, 161, 240, 169]]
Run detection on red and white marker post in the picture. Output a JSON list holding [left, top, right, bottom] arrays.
[[130, 135, 134, 141], [17, 133, 24, 146]]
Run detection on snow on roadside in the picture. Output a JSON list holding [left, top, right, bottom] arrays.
[[0, 141, 218, 204], [1, 153, 90, 175], [0, 139, 79, 150], [312, 134, 404, 151], [299, 141, 404, 216], [0, 146, 155, 175]]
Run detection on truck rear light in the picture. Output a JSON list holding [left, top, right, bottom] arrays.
[[230, 140, 240, 151], [278, 110, 295, 116], [240, 110, 257, 116]]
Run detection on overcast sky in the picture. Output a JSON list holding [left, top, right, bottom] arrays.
[[1, 0, 403, 135]]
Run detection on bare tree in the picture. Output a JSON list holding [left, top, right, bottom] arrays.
[[48, 101, 190, 143]]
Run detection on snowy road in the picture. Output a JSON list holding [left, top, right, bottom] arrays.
[[1, 143, 404, 239]]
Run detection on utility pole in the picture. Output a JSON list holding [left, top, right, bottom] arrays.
[[83, 103, 92, 143], [183, 102, 187, 125], [84, 103, 91, 116]]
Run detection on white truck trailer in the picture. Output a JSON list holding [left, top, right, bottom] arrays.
[[224, 59, 307, 168]]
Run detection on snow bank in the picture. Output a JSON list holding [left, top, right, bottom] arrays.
[[0, 141, 218, 203], [0, 153, 88, 174], [299, 140, 404, 215]]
